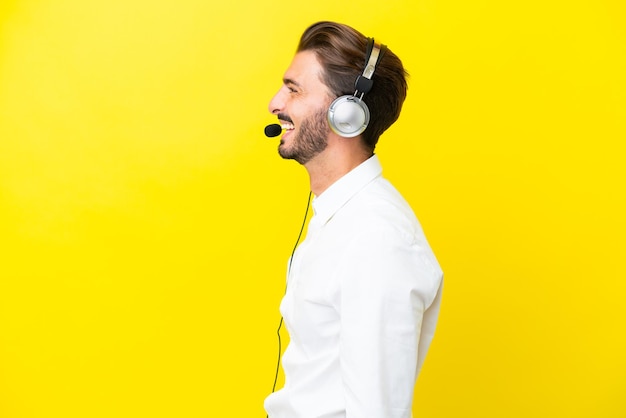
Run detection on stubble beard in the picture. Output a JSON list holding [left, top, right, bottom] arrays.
[[278, 108, 330, 165]]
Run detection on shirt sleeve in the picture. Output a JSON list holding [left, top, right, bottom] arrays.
[[337, 226, 442, 418]]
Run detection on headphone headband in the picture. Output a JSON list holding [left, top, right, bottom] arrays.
[[354, 38, 385, 97]]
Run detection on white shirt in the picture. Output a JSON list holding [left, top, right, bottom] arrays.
[[264, 155, 443, 418]]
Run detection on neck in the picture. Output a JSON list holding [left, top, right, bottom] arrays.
[[304, 137, 372, 196]]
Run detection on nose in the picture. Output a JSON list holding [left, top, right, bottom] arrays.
[[268, 88, 285, 115]]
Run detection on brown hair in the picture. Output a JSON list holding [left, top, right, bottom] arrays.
[[297, 21, 408, 151]]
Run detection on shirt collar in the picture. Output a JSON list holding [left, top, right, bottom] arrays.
[[311, 154, 382, 226]]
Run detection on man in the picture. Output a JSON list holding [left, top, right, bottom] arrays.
[[264, 21, 443, 418]]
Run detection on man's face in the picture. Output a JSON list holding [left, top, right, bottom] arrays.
[[268, 50, 334, 165]]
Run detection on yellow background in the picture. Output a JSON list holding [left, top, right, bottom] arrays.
[[1, 0, 624, 417]]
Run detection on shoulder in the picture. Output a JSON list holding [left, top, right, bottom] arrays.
[[337, 176, 421, 241]]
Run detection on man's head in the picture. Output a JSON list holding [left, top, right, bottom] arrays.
[[268, 21, 407, 164], [297, 21, 408, 151]]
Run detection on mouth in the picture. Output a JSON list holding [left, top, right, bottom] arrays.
[[279, 120, 295, 140]]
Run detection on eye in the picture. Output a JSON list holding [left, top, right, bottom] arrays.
[[288, 86, 298, 94]]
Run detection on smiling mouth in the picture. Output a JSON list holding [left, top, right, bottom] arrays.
[[280, 121, 295, 131], [278, 122, 295, 143], [277, 113, 295, 132]]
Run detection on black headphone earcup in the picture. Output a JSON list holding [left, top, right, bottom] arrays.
[[327, 95, 370, 138]]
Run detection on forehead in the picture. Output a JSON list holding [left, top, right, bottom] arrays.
[[283, 50, 330, 94]]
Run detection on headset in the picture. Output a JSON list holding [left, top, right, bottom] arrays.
[[327, 38, 386, 138]]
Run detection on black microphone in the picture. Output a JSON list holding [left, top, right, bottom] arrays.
[[264, 124, 282, 138]]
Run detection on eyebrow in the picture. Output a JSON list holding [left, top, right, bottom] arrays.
[[283, 78, 302, 88]]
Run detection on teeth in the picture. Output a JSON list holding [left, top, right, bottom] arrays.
[[281, 123, 295, 130]]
